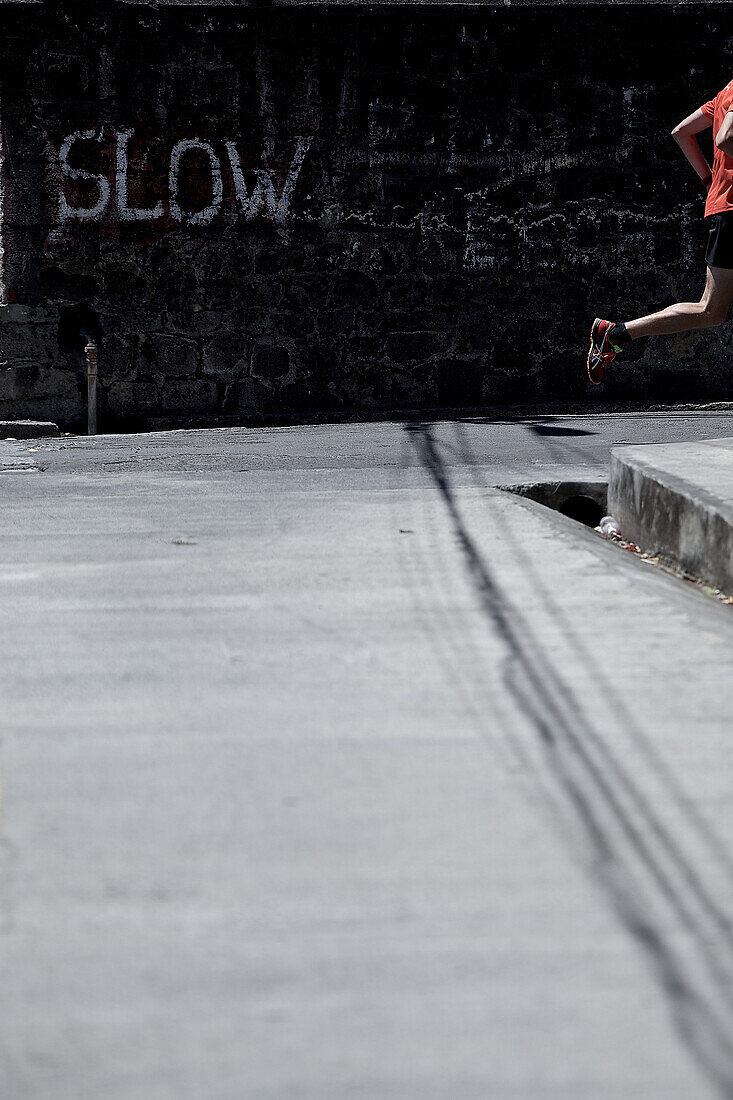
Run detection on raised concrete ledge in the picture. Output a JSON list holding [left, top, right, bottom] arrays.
[[608, 438, 733, 593], [0, 420, 59, 439]]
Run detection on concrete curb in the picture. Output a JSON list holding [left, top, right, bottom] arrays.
[[608, 441, 733, 593], [0, 421, 59, 439]]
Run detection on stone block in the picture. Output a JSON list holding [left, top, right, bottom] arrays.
[[0, 363, 77, 402], [101, 268, 153, 312], [343, 333, 386, 362], [0, 392, 82, 425], [285, 276, 332, 312], [106, 381, 159, 419], [376, 368, 436, 408], [0, 318, 59, 364], [382, 276, 432, 309], [141, 334, 198, 378], [223, 377, 273, 417], [0, 363, 40, 400], [316, 310, 356, 341], [279, 376, 335, 414], [161, 378, 219, 416], [375, 310, 436, 333], [251, 344, 290, 381], [330, 270, 379, 307], [454, 311, 491, 354], [385, 331, 441, 364], [269, 311, 316, 341], [431, 276, 472, 310], [40, 267, 100, 303], [164, 311, 225, 338], [202, 331, 249, 379]]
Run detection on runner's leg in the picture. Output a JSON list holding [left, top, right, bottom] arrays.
[[624, 264, 733, 339]]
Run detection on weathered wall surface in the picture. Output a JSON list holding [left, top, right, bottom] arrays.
[[0, 5, 731, 429]]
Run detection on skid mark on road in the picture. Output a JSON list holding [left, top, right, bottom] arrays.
[[406, 421, 733, 1099]]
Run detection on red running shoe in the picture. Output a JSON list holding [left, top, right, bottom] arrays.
[[587, 318, 621, 385]]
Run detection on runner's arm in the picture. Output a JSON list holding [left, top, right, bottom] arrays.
[[671, 108, 713, 181], [715, 107, 733, 158]]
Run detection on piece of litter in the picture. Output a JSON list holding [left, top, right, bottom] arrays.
[[599, 515, 622, 538]]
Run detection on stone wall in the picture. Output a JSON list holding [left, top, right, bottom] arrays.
[[0, 4, 731, 429]]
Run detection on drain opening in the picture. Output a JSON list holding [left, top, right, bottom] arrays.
[[503, 481, 607, 528], [557, 494, 604, 527]]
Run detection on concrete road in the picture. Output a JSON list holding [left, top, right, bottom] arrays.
[[1, 413, 733, 1099]]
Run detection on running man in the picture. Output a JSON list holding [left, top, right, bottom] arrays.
[[587, 79, 733, 384]]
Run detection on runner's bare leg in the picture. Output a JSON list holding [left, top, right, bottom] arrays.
[[624, 264, 733, 339]]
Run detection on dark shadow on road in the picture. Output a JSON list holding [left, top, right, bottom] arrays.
[[404, 419, 733, 1099], [527, 423, 595, 437]]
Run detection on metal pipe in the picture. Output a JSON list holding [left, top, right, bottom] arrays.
[[85, 337, 98, 436]]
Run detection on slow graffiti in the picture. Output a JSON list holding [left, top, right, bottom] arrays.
[[56, 128, 312, 226]]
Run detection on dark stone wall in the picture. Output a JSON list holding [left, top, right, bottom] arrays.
[[0, 4, 732, 429]]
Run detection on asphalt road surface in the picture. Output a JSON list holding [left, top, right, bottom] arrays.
[[2, 412, 733, 1099]]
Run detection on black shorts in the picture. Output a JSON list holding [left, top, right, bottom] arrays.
[[705, 211, 733, 269]]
